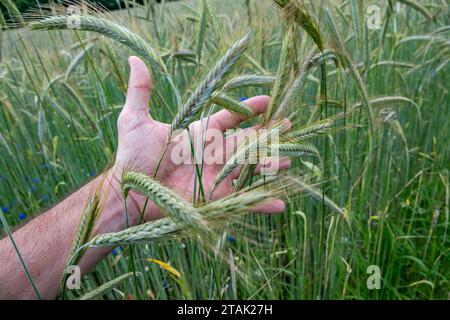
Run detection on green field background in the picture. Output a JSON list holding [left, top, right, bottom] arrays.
[[0, 0, 448, 299]]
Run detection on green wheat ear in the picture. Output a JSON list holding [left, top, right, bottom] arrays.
[[87, 186, 277, 248], [171, 33, 251, 133], [222, 75, 276, 91], [29, 14, 166, 75], [121, 171, 210, 232], [58, 172, 110, 299], [79, 272, 135, 300], [210, 94, 254, 118], [273, 0, 324, 51]]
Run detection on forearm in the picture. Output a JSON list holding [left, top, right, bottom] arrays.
[[0, 169, 140, 299]]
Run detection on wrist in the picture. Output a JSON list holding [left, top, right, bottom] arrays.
[[106, 166, 158, 227]]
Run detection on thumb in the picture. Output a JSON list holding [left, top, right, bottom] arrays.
[[124, 56, 153, 114]]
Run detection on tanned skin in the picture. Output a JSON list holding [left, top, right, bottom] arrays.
[[0, 57, 290, 299]]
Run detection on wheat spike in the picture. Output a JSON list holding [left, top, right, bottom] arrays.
[[79, 272, 135, 300], [122, 171, 209, 231], [222, 75, 276, 91], [288, 121, 334, 140], [89, 187, 276, 247], [210, 126, 282, 196], [210, 94, 254, 117], [266, 24, 297, 122], [171, 33, 251, 132], [278, 143, 320, 158], [58, 173, 110, 299], [273, 0, 324, 51], [90, 217, 179, 246], [272, 49, 337, 119], [30, 14, 167, 75]]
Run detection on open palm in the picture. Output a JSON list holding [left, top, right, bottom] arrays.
[[114, 57, 289, 222]]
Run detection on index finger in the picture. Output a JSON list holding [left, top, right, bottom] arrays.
[[208, 95, 270, 132]]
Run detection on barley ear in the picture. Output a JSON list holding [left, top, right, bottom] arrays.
[[171, 33, 251, 133], [58, 172, 110, 299], [210, 94, 254, 118], [121, 171, 210, 232], [79, 272, 135, 300]]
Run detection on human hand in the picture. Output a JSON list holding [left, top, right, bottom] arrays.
[[113, 56, 291, 224]]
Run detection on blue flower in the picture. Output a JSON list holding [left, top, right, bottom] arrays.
[[227, 235, 236, 243], [112, 246, 123, 256], [29, 185, 37, 193], [41, 195, 49, 202], [18, 213, 26, 220], [1, 206, 9, 213], [239, 97, 248, 102], [89, 169, 95, 177], [32, 178, 41, 184]]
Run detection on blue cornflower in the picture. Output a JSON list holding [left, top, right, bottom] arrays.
[[89, 169, 95, 177], [112, 246, 123, 256], [239, 97, 248, 102], [32, 178, 41, 184], [227, 235, 236, 243], [18, 213, 26, 220], [1, 206, 10, 213]]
